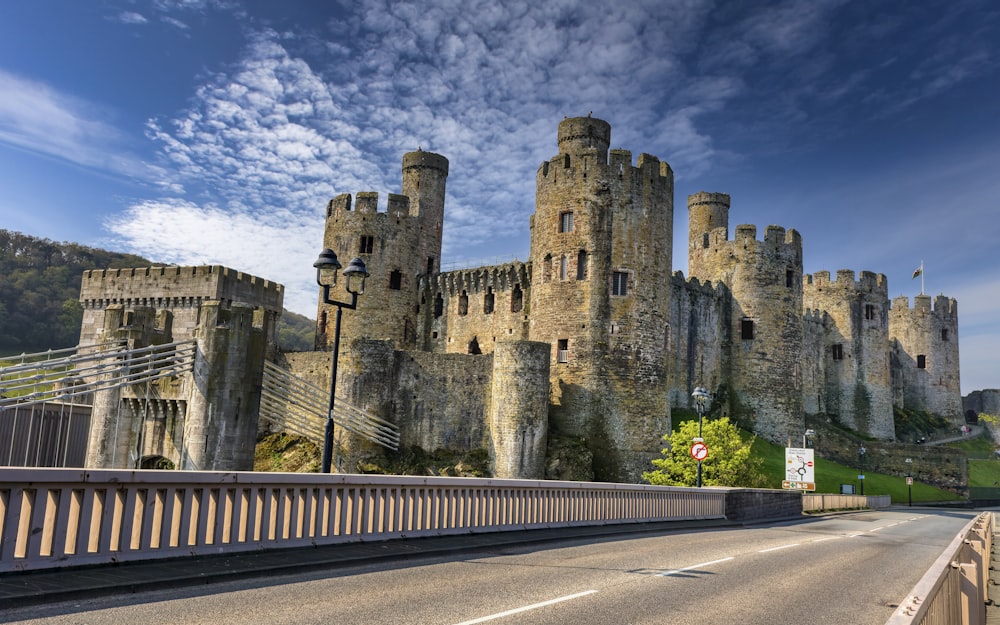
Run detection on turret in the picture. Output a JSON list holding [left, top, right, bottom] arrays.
[[687, 192, 730, 279], [402, 150, 448, 275]]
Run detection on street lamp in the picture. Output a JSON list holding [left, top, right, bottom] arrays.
[[803, 429, 816, 448], [314, 248, 369, 474], [858, 445, 867, 496], [905, 458, 913, 507], [692, 386, 710, 488]]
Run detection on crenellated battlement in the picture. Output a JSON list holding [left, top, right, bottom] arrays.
[[422, 262, 531, 297], [326, 192, 412, 218], [804, 269, 888, 297], [80, 265, 284, 313], [709, 223, 803, 263], [670, 269, 728, 297], [890, 294, 959, 317]]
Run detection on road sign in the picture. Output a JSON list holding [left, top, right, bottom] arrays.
[[690, 442, 708, 461], [782, 480, 816, 491], [906, 477, 913, 485], [785, 447, 815, 488]]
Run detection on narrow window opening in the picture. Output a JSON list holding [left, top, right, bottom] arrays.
[[941, 328, 949, 341], [359, 235, 374, 254], [865, 304, 875, 320], [484, 287, 494, 314], [917, 354, 926, 369], [468, 337, 482, 355], [511, 284, 523, 312], [563, 154, 571, 168], [786, 269, 794, 288], [702, 233, 710, 248], [427, 257, 435, 274], [389, 270, 402, 290], [557, 339, 569, 363], [832, 344, 844, 360], [559, 255, 567, 280], [458, 291, 469, 316], [612, 271, 629, 296], [559, 211, 574, 233], [543, 254, 552, 283], [434, 293, 443, 318], [577, 250, 588, 280], [432, 331, 438, 339], [740, 318, 755, 340]]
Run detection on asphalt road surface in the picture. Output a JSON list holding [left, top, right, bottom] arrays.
[[2, 508, 979, 625]]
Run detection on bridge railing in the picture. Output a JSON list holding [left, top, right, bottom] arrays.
[[0, 468, 727, 572], [884, 511, 992, 625]]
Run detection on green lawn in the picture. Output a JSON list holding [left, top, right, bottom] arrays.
[[752, 435, 961, 503]]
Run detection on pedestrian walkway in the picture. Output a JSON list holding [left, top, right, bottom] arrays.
[[0, 518, 734, 610]]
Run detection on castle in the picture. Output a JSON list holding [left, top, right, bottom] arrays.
[[70, 116, 962, 483], [294, 115, 962, 483]]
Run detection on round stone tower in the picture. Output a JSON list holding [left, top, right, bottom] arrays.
[[802, 269, 893, 439], [687, 191, 730, 279], [317, 150, 448, 354], [529, 115, 674, 482], [685, 193, 804, 443], [889, 294, 962, 422]]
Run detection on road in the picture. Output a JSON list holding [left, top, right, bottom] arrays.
[[2, 508, 978, 625]]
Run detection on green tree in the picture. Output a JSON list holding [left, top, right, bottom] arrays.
[[643, 416, 767, 487]]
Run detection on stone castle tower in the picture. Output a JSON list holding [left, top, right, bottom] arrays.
[[889, 294, 961, 419], [687, 192, 804, 442], [529, 116, 674, 480], [802, 270, 893, 438], [78, 266, 283, 470]]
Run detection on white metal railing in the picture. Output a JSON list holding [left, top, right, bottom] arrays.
[[0, 468, 727, 572], [884, 512, 992, 625], [802, 494, 891, 512], [259, 361, 399, 450]]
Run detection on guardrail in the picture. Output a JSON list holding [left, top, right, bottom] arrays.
[[802, 493, 891, 512], [0, 468, 728, 572], [885, 511, 992, 625]]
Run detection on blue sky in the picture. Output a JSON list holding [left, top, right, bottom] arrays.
[[0, 0, 997, 394]]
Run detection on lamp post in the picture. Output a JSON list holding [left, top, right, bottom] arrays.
[[314, 249, 369, 474], [905, 457, 913, 507], [803, 428, 816, 448], [858, 445, 867, 496], [692, 386, 710, 488]]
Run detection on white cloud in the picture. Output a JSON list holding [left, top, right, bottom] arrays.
[[117, 12, 148, 25]]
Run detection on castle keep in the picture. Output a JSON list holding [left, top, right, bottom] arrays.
[[303, 115, 962, 483]]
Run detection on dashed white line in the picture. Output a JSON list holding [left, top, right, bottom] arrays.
[[759, 543, 800, 553], [658, 556, 736, 577], [451, 589, 599, 625]]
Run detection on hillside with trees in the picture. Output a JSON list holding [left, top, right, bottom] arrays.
[[0, 229, 314, 355]]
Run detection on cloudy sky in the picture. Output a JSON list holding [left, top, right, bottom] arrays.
[[0, 0, 997, 393]]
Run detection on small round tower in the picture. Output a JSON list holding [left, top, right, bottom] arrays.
[[402, 150, 448, 276], [687, 192, 730, 280]]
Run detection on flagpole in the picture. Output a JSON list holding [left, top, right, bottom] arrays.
[[920, 260, 925, 295]]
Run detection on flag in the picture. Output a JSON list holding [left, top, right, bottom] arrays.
[[912, 266, 922, 279]]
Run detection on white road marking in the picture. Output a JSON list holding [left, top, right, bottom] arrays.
[[759, 543, 800, 553], [812, 536, 839, 543], [658, 556, 736, 577], [451, 590, 599, 624]]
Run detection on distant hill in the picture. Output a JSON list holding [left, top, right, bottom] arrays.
[[0, 229, 315, 355]]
